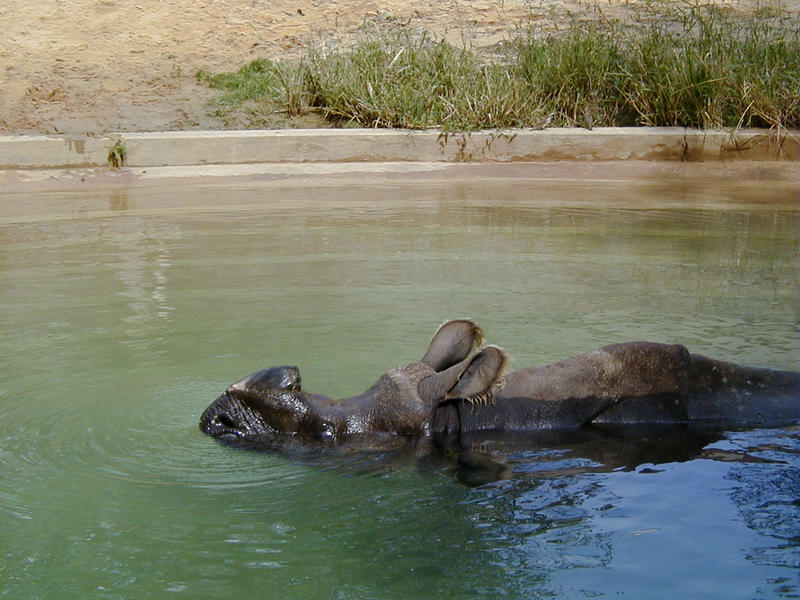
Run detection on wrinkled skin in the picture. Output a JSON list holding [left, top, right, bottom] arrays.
[[200, 321, 799, 449], [200, 320, 509, 443]]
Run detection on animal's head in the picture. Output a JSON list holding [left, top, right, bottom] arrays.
[[199, 320, 509, 443]]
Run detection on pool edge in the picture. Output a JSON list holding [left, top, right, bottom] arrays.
[[0, 127, 797, 170]]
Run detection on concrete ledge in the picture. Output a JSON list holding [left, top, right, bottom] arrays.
[[0, 127, 797, 169]]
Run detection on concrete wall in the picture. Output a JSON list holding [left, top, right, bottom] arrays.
[[0, 127, 797, 169]]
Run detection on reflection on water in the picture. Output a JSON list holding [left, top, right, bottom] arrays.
[[109, 216, 178, 338], [478, 427, 800, 599], [0, 167, 798, 599]]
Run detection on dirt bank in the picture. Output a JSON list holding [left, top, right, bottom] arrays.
[[0, 0, 534, 134], [1, 0, 792, 135]]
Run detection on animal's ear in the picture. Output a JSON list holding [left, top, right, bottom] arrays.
[[446, 345, 510, 405], [420, 319, 484, 371], [229, 366, 302, 393]]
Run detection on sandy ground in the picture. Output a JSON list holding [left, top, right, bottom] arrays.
[[0, 0, 647, 136], [1, 1, 794, 136], [0, 0, 537, 135]]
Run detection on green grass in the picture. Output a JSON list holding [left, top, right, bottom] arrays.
[[107, 138, 127, 168], [197, 1, 799, 131]]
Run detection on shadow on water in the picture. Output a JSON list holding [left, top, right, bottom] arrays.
[[215, 423, 797, 488], [207, 423, 800, 597], [445, 424, 795, 485], [460, 425, 800, 599]]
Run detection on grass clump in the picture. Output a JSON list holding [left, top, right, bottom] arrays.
[[197, 2, 799, 131], [107, 138, 127, 168], [304, 33, 549, 129], [514, 24, 630, 127], [197, 58, 312, 125], [610, 1, 799, 128]]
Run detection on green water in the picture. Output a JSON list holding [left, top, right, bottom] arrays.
[[1, 165, 798, 599]]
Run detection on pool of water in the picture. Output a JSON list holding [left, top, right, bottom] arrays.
[[1, 163, 798, 599]]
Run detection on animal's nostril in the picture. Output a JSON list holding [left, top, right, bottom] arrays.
[[213, 413, 237, 429]]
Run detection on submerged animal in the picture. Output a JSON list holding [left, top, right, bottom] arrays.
[[200, 320, 799, 447], [201, 320, 507, 443], [436, 339, 800, 434]]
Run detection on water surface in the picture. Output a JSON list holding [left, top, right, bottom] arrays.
[[1, 163, 798, 599]]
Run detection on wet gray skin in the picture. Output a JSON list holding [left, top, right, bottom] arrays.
[[434, 340, 800, 435], [200, 320, 509, 443], [200, 320, 799, 446]]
